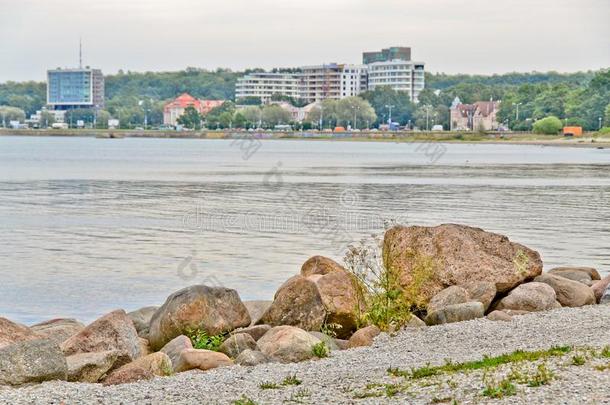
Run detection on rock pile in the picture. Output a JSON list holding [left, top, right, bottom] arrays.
[[0, 223, 607, 388]]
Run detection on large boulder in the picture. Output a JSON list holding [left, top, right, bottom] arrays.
[[425, 302, 485, 325], [592, 275, 610, 303], [494, 282, 558, 312], [259, 257, 364, 339], [257, 326, 321, 363], [0, 339, 67, 386], [66, 350, 120, 383], [173, 349, 233, 373], [242, 301, 272, 326], [548, 267, 600, 283], [427, 286, 470, 313], [534, 274, 596, 307], [347, 325, 380, 348], [383, 224, 543, 303], [235, 349, 273, 367], [219, 333, 257, 358], [127, 306, 158, 338], [160, 335, 193, 371], [60, 310, 140, 366], [301, 255, 345, 277], [461, 281, 497, 311], [148, 285, 251, 351], [31, 318, 85, 345], [0, 317, 40, 349]]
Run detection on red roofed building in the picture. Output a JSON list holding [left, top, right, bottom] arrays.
[[163, 93, 225, 126], [450, 97, 500, 131]]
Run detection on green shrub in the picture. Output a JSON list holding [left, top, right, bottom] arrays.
[[185, 328, 225, 351], [532, 116, 563, 134], [312, 342, 329, 358], [344, 234, 435, 331], [282, 374, 302, 386], [482, 375, 517, 398], [571, 355, 586, 366]]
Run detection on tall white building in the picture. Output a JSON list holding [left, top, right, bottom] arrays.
[[366, 60, 425, 102], [235, 72, 300, 103]]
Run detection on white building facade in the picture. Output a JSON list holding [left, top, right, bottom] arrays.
[[235, 72, 300, 103], [366, 60, 425, 102]]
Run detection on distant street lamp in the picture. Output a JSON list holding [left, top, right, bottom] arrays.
[[385, 104, 395, 126], [599, 117, 603, 130], [351, 105, 360, 130], [513, 102, 522, 121]]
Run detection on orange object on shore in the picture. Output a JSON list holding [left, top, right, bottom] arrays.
[[333, 126, 346, 132], [563, 126, 583, 137]]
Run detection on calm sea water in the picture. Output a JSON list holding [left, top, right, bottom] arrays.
[[0, 135, 608, 324]]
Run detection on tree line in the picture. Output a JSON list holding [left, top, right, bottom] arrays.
[[0, 68, 608, 131]]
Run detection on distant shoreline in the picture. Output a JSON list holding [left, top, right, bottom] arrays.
[[1, 129, 608, 149]]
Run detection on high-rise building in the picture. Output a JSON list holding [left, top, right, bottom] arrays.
[[366, 60, 425, 102], [47, 67, 105, 110], [362, 47, 411, 65], [299, 64, 368, 102], [235, 72, 301, 103]]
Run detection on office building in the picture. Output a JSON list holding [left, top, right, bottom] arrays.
[[47, 67, 105, 110]]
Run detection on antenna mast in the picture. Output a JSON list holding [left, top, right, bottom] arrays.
[[79, 37, 82, 68]]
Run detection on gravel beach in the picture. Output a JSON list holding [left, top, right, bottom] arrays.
[[1, 305, 609, 405]]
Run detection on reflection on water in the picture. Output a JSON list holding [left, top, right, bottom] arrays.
[[0, 136, 608, 324]]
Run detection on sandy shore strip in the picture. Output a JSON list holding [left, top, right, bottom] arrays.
[[1, 305, 608, 405]]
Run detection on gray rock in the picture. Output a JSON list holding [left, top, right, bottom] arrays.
[[486, 310, 512, 322], [427, 286, 470, 313], [31, 318, 85, 345], [405, 315, 427, 328], [159, 335, 193, 371], [257, 326, 321, 363], [495, 282, 558, 312], [461, 281, 497, 311], [0, 339, 67, 386], [308, 332, 340, 350], [235, 349, 273, 366], [548, 266, 600, 281], [219, 333, 258, 358], [127, 306, 158, 338], [425, 302, 485, 325], [66, 350, 120, 383], [534, 273, 596, 307], [242, 301, 272, 326], [232, 325, 271, 341], [148, 285, 251, 351]]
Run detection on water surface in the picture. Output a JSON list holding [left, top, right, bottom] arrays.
[[0, 136, 608, 324]]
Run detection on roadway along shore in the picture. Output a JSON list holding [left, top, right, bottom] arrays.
[[1, 128, 609, 148]]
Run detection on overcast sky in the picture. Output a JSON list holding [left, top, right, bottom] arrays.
[[1, 0, 608, 82]]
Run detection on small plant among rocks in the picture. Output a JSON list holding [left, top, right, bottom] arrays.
[[259, 381, 280, 389], [526, 363, 555, 387], [282, 374, 302, 386], [232, 395, 258, 405], [601, 346, 610, 358], [185, 328, 226, 351], [482, 373, 517, 399], [287, 388, 311, 403], [571, 354, 586, 366], [312, 341, 329, 358]]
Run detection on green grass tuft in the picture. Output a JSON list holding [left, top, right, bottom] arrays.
[[312, 341, 329, 358]]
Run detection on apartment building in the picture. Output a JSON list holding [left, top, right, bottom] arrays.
[[234, 46, 425, 103], [235, 72, 300, 103], [299, 64, 368, 102], [366, 60, 425, 102]]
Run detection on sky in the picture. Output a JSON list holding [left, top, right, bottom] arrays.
[[0, 0, 609, 82]]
